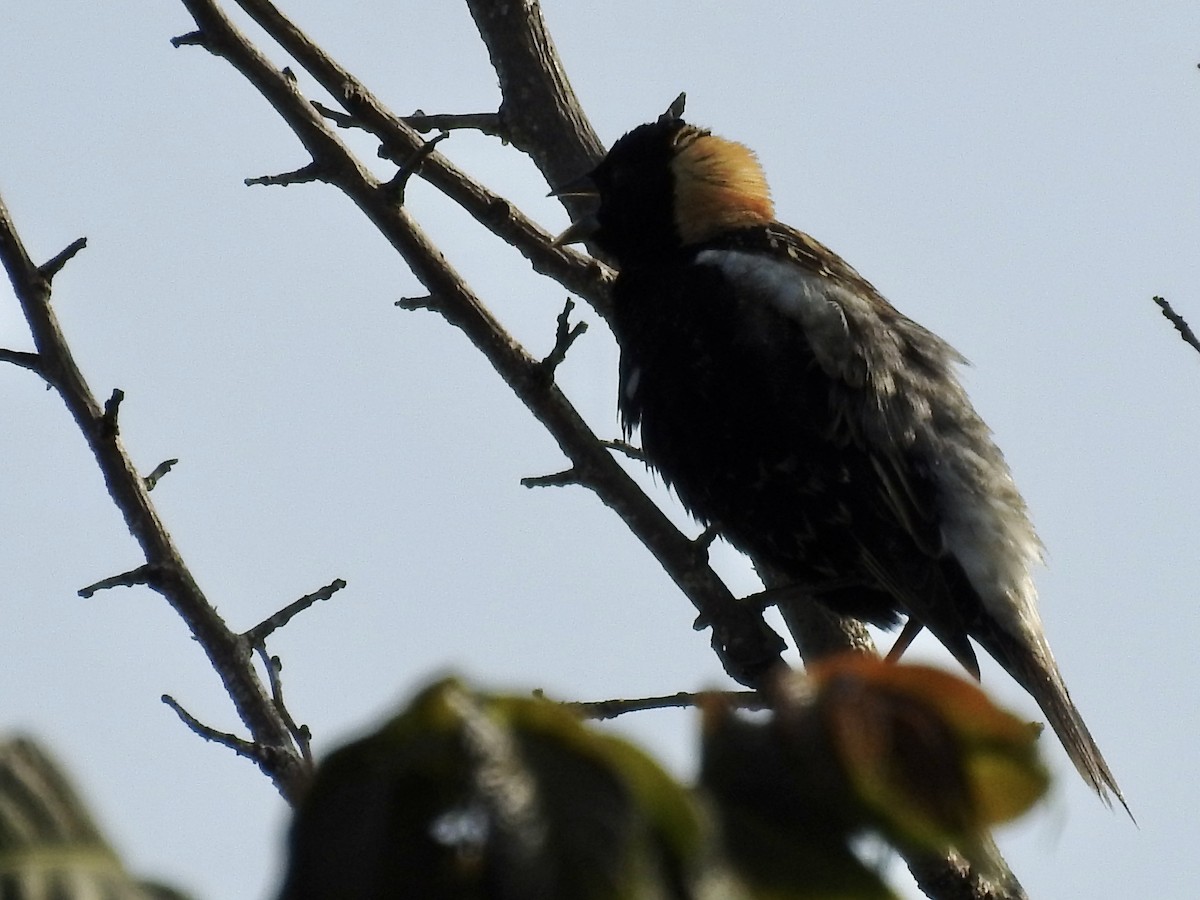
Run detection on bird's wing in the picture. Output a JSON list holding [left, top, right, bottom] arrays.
[[694, 224, 983, 669]]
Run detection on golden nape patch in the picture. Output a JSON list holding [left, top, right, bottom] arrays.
[[670, 133, 775, 245]]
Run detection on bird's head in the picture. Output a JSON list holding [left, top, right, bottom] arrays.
[[555, 117, 775, 266]]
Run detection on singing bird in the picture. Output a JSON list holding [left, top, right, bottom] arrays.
[[556, 110, 1125, 809]]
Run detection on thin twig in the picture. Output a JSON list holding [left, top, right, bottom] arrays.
[[162, 694, 259, 759], [219, 0, 613, 318], [245, 162, 324, 188], [243, 578, 347, 647], [311, 99, 360, 129], [256, 648, 313, 764], [78, 564, 157, 599], [99, 388, 123, 438], [395, 294, 440, 313], [169, 31, 208, 49], [385, 132, 450, 202], [1153, 296, 1200, 356], [567, 689, 764, 720], [404, 110, 505, 139], [0, 348, 44, 375], [538, 297, 588, 377], [39, 237, 88, 279], [144, 458, 179, 492], [520, 467, 582, 489], [600, 438, 645, 463]]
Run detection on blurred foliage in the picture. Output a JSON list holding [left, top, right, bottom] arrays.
[[277, 677, 721, 899], [0, 737, 195, 900], [805, 656, 1048, 855], [276, 661, 1048, 899], [702, 656, 1048, 898]]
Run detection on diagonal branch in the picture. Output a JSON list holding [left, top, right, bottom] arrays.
[[0, 192, 310, 802], [225, 0, 613, 319], [463, 0, 605, 185]]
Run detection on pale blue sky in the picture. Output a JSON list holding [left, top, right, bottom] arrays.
[[3, 3, 1199, 898]]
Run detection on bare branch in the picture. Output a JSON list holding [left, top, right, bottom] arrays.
[[520, 468, 581, 489], [162, 694, 259, 760], [99, 388, 123, 438], [38, 237, 88, 280], [568, 689, 764, 720], [384, 132, 450, 203], [600, 438, 645, 463], [395, 294, 440, 313], [692, 525, 719, 554], [78, 565, 157, 599], [405, 110, 504, 139], [463, 0, 604, 186], [243, 578, 347, 647], [537, 297, 587, 377], [1153, 296, 1200, 356], [907, 842, 1029, 900], [169, 30, 208, 49], [219, 0, 612, 318], [245, 161, 324, 187], [0, 188, 310, 801], [0, 348, 44, 375], [257, 649, 313, 764], [311, 99, 359, 129]]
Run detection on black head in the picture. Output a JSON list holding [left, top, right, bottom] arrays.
[[586, 118, 694, 266], [558, 117, 775, 268]]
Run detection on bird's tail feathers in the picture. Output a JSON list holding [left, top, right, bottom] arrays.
[[977, 626, 1130, 818]]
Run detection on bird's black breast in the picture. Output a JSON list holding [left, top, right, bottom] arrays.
[[610, 244, 939, 627]]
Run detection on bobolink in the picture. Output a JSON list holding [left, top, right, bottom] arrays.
[[557, 109, 1124, 809]]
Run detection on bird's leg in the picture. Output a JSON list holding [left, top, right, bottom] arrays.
[[740, 582, 811, 613], [885, 617, 924, 663], [695, 583, 805, 629]]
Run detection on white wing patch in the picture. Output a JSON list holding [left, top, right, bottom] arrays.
[[695, 249, 888, 391]]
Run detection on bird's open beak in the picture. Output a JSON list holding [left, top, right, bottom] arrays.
[[548, 172, 598, 200], [549, 174, 600, 247]]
